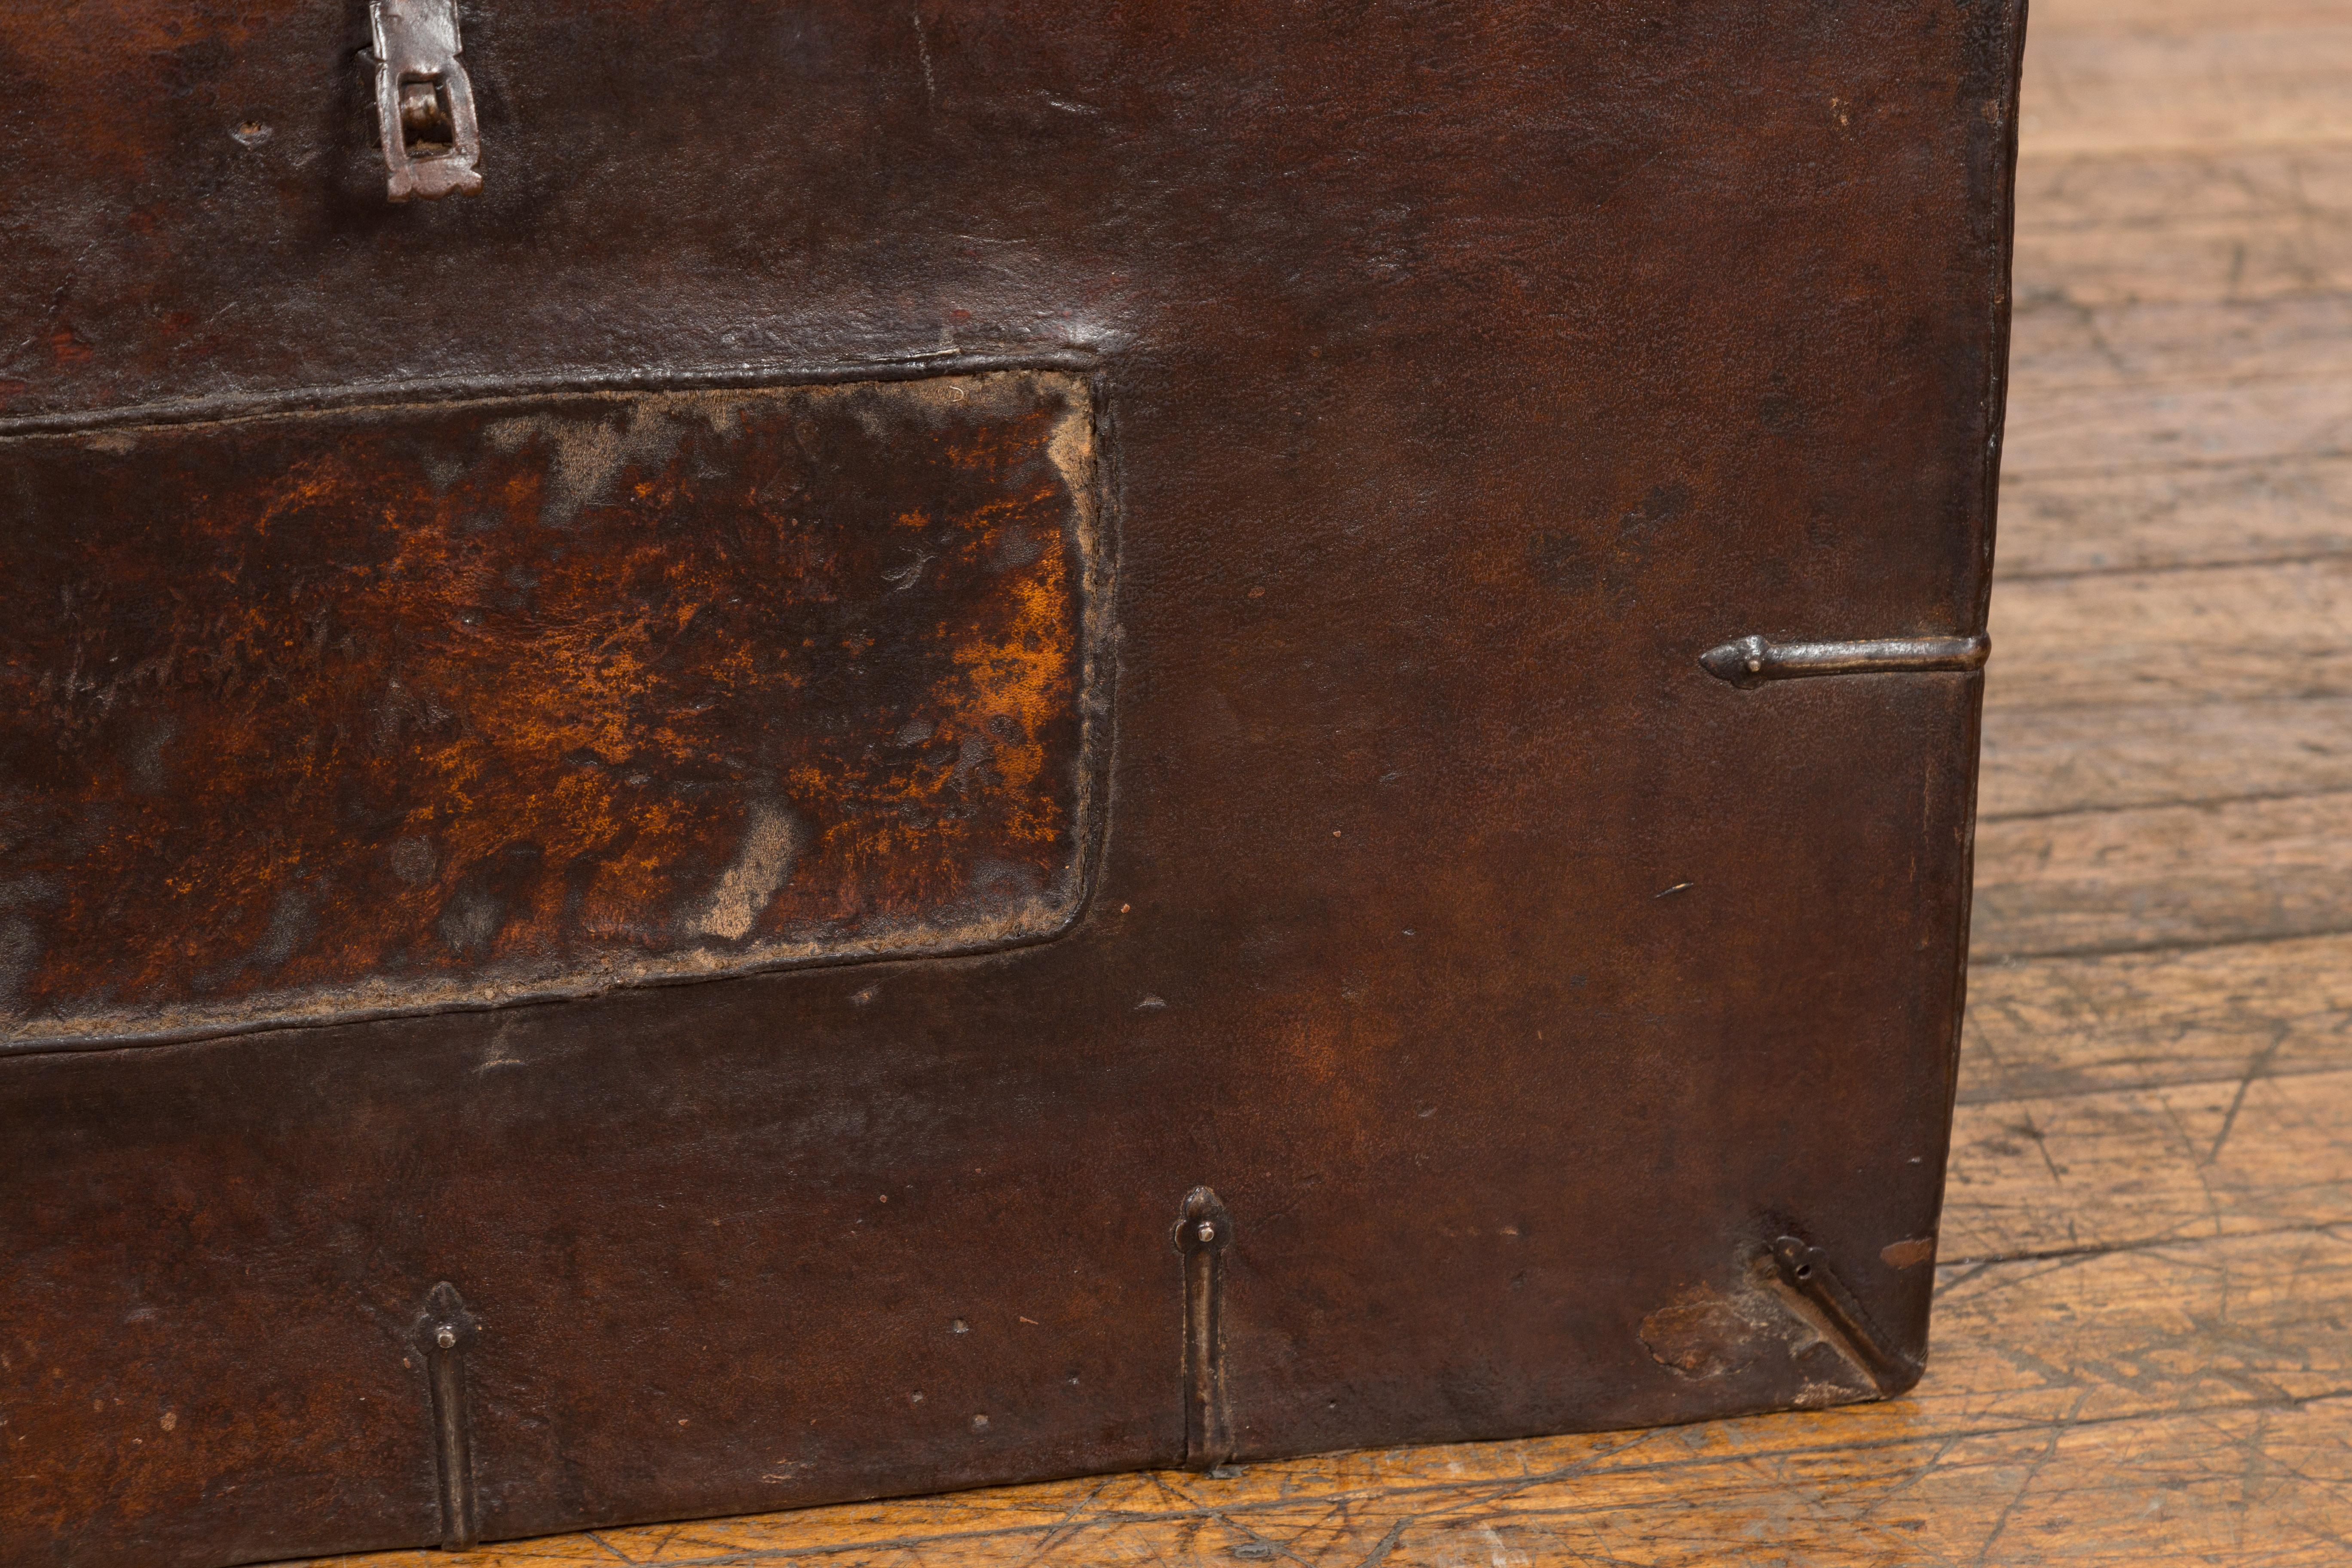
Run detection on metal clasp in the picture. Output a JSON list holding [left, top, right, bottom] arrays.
[[370, 0, 483, 202]]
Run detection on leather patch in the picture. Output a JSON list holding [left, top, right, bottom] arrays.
[[0, 369, 1108, 1046]]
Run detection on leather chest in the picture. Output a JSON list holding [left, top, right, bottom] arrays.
[[0, 2, 2025, 1562]]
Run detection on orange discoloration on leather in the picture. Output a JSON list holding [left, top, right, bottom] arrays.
[[0, 371, 1106, 1045]]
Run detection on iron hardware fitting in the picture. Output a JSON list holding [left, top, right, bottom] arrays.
[[370, 0, 484, 202], [1173, 1186, 1236, 1469], [413, 1282, 482, 1550], [1701, 633, 1989, 689]]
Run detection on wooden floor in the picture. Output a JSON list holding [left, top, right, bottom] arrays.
[[298, 0, 2352, 1561]]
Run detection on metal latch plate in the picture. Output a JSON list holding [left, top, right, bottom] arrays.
[[371, 0, 484, 201]]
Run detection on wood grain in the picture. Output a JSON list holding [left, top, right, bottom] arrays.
[[1997, 458, 2352, 579], [1961, 934, 2352, 1102], [2013, 147, 2352, 310], [1979, 698, 2352, 819], [1972, 790, 2352, 958], [2001, 371, 2352, 477], [1988, 558, 2352, 709], [2011, 294, 2352, 395], [1997, 287, 2352, 577], [1943, 1070, 2352, 1258], [2020, 27, 2352, 156], [2027, 0, 2349, 34]]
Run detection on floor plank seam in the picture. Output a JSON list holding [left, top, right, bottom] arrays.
[[2013, 364, 2352, 402], [2012, 137, 2352, 170], [1995, 548, 2352, 585], [1999, 444, 2352, 483], [1936, 1217, 2352, 1271], [1981, 696, 2352, 715], [1974, 923, 2352, 964], [1954, 1057, 2352, 1107], [1976, 786, 2352, 826]]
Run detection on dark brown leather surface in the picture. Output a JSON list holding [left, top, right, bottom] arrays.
[[0, 1, 2025, 1562]]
